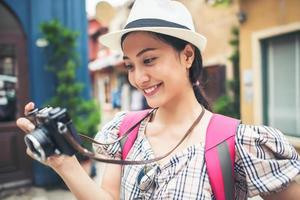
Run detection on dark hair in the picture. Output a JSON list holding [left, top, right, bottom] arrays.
[[121, 32, 211, 110]]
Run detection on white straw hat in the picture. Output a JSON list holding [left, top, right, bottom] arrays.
[[100, 0, 207, 52]]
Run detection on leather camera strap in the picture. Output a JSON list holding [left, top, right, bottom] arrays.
[[64, 106, 205, 165]]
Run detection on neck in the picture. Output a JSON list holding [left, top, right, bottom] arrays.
[[155, 87, 204, 125]]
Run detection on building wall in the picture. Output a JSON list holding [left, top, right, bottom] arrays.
[[239, 0, 300, 123], [3, 0, 91, 106], [180, 0, 239, 79]]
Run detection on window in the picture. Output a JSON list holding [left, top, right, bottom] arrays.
[[262, 32, 300, 137], [0, 43, 17, 122]]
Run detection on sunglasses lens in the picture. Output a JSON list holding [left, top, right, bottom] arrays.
[[137, 165, 157, 191]]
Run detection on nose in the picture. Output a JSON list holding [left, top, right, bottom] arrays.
[[134, 67, 150, 86]]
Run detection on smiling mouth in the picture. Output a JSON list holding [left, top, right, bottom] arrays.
[[143, 83, 162, 96]]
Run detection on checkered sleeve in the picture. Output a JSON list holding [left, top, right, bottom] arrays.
[[93, 111, 127, 159], [235, 124, 300, 198]]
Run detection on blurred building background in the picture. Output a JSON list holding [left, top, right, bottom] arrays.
[[0, 0, 92, 196], [238, 0, 300, 149], [0, 0, 299, 199]]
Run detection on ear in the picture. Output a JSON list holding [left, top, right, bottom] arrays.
[[181, 44, 195, 69]]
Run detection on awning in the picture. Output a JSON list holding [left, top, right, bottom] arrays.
[[88, 51, 123, 71]]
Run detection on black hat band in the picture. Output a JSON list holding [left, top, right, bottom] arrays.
[[124, 18, 190, 30]]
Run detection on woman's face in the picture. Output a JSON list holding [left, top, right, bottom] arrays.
[[122, 32, 193, 108]]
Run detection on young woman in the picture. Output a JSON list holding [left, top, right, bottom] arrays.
[[17, 0, 300, 199]]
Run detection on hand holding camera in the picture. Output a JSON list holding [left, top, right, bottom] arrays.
[[16, 102, 81, 169], [17, 102, 159, 166], [24, 104, 81, 161]]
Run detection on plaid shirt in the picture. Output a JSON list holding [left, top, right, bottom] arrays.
[[94, 112, 300, 200]]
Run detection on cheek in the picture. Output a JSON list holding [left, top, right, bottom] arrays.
[[167, 69, 189, 89], [127, 73, 137, 88]]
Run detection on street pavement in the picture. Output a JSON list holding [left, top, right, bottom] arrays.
[[1, 162, 105, 200]]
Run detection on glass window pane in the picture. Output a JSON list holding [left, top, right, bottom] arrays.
[[0, 44, 17, 122], [267, 33, 299, 136]]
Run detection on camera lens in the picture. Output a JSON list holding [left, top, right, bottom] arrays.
[[24, 128, 56, 161]]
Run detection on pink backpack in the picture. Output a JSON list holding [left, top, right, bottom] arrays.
[[119, 110, 240, 200]]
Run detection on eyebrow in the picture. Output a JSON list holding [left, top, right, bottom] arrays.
[[123, 48, 157, 60]]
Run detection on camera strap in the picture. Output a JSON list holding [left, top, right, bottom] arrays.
[[63, 106, 205, 165]]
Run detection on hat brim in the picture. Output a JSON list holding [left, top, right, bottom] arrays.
[[100, 27, 207, 52]]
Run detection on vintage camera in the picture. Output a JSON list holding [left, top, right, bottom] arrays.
[[24, 106, 81, 161]]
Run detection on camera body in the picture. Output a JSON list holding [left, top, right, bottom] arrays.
[[24, 106, 81, 161]]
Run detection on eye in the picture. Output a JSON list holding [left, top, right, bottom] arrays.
[[124, 63, 134, 71], [143, 57, 157, 65]]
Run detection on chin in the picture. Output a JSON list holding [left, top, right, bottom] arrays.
[[145, 97, 168, 109], [146, 102, 159, 109]]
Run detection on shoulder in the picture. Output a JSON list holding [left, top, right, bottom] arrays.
[[234, 124, 300, 196], [236, 124, 295, 153], [236, 124, 298, 158], [99, 111, 127, 134], [93, 111, 127, 157]]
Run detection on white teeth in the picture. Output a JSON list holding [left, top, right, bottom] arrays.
[[144, 85, 158, 94]]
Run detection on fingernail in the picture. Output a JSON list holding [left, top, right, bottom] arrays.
[[28, 102, 34, 108]]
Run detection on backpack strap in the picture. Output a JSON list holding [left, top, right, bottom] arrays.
[[205, 114, 240, 200], [119, 110, 150, 160]]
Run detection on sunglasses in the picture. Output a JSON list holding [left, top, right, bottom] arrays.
[[135, 165, 158, 199]]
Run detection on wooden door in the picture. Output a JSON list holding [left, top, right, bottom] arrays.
[[0, 2, 32, 189]]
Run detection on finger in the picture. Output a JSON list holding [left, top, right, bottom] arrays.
[[47, 154, 63, 164], [26, 148, 47, 165], [16, 117, 35, 133], [24, 102, 35, 115]]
